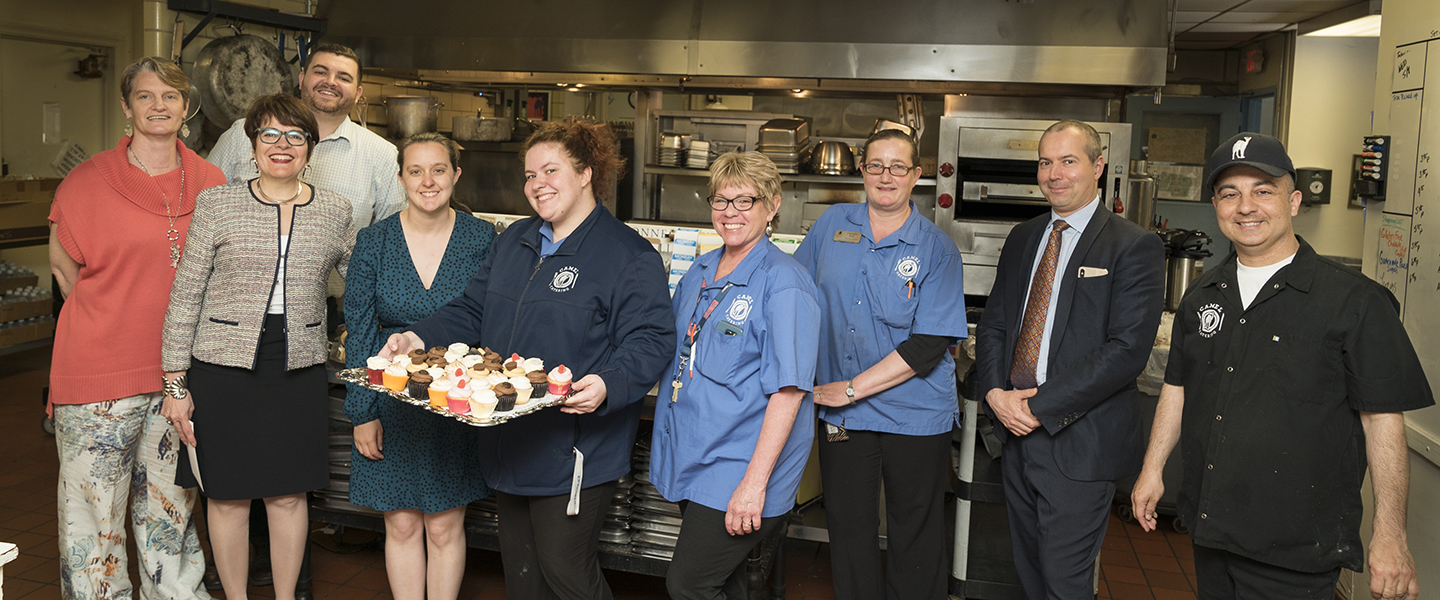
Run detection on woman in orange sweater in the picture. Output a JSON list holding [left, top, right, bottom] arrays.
[[47, 57, 226, 600]]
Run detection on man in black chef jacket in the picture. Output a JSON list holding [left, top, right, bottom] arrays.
[[1131, 132, 1432, 600]]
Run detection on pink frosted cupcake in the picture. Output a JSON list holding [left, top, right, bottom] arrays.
[[447, 378, 474, 415], [547, 365, 572, 396]]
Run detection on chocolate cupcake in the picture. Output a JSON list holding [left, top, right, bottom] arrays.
[[408, 349, 428, 363], [425, 355, 448, 367], [483, 358, 504, 372], [483, 348, 501, 362], [407, 371, 434, 398], [494, 382, 518, 412], [466, 348, 483, 357], [428, 346, 447, 355], [526, 371, 549, 388]]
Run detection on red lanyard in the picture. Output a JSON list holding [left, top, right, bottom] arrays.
[[682, 280, 734, 358]]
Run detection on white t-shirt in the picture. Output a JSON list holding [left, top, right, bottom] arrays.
[[268, 235, 290, 314], [1235, 252, 1296, 309]]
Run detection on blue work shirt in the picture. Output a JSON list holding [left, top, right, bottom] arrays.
[[794, 201, 968, 436], [650, 239, 820, 518], [538, 221, 562, 257], [1024, 195, 1100, 386]]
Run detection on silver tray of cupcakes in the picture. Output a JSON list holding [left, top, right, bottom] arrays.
[[338, 343, 576, 427]]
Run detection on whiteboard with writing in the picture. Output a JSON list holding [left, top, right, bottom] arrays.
[[1382, 34, 1440, 461]]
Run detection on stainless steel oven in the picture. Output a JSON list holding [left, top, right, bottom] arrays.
[[933, 117, 1132, 297]]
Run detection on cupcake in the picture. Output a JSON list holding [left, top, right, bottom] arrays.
[[471, 388, 499, 418], [522, 357, 544, 373], [428, 346, 447, 356], [424, 366, 445, 380], [482, 358, 504, 372], [486, 371, 508, 387], [425, 355, 448, 368], [406, 355, 428, 373], [482, 347, 501, 361], [502, 359, 526, 378], [428, 379, 453, 409], [407, 371, 433, 399], [466, 366, 491, 381], [447, 379, 474, 415], [509, 376, 534, 405], [366, 356, 389, 385], [382, 362, 409, 392], [466, 347, 483, 357], [547, 365, 572, 396], [493, 382, 518, 412], [408, 349, 428, 363], [447, 364, 470, 383], [526, 370, 549, 391], [459, 354, 485, 368], [448, 342, 471, 355], [444, 351, 464, 364]]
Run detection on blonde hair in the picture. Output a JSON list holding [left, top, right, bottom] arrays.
[[708, 152, 783, 213]]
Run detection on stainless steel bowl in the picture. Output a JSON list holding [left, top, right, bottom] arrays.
[[809, 141, 856, 175]]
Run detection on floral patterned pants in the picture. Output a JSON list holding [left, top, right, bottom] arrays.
[[54, 393, 210, 600]]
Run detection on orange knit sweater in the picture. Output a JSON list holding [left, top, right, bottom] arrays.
[[48, 137, 226, 406]]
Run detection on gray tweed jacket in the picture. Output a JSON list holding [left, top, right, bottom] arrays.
[[163, 182, 354, 371]]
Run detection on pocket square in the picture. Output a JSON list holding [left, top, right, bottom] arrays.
[[1077, 266, 1109, 278]]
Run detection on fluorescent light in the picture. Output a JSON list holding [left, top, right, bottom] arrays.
[[1305, 14, 1381, 37]]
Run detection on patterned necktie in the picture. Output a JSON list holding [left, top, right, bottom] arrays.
[[1010, 220, 1069, 390]]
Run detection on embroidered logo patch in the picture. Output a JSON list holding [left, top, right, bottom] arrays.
[[727, 294, 754, 324], [1198, 303, 1225, 338], [895, 256, 921, 279], [1231, 136, 1252, 159], [550, 266, 579, 293]]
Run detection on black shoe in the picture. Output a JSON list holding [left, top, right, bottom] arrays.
[[202, 563, 222, 591], [248, 551, 273, 587], [294, 590, 313, 600]]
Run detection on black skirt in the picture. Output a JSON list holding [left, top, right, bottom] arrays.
[[177, 313, 328, 500]]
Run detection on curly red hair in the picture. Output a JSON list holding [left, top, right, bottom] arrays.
[[520, 117, 626, 203]]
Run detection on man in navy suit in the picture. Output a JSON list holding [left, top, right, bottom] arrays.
[[976, 120, 1166, 598]]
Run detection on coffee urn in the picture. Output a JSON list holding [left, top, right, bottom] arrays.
[[1159, 229, 1212, 311]]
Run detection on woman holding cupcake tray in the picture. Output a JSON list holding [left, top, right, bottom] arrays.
[[380, 117, 675, 600], [342, 132, 497, 600]]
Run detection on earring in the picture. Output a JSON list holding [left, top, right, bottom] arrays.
[[250, 157, 259, 173], [766, 220, 773, 236], [124, 123, 133, 137], [301, 164, 312, 181], [181, 123, 191, 139]]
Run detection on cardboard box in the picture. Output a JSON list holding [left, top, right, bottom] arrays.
[[0, 298, 50, 323], [0, 178, 61, 204], [0, 202, 51, 244], [0, 317, 55, 349], [0, 276, 39, 295]]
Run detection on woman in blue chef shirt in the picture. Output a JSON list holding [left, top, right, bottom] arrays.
[[652, 152, 820, 599], [793, 129, 967, 600]]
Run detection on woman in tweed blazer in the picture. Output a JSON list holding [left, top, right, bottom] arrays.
[[160, 93, 353, 600]]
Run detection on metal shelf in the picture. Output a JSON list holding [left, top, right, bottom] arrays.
[[168, 0, 327, 51], [642, 165, 937, 187]]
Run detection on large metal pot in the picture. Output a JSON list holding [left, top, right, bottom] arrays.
[[452, 113, 513, 142], [383, 96, 442, 140]]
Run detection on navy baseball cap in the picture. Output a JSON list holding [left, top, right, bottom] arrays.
[[1205, 132, 1295, 192]]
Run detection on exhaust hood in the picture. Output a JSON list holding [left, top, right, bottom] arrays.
[[320, 0, 1168, 89]]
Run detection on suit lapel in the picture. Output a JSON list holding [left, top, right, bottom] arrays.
[[1048, 209, 1110, 361]]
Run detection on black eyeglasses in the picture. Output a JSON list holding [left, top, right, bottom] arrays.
[[861, 163, 916, 177], [257, 128, 311, 146], [707, 195, 759, 211]]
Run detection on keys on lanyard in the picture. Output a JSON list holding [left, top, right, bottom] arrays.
[[670, 280, 734, 403]]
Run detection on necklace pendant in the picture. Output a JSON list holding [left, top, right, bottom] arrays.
[[171, 243, 181, 268]]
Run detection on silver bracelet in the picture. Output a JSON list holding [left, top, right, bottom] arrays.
[[162, 375, 189, 400]]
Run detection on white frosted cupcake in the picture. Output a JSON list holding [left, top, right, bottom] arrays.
[[510, 376, 534, 405], [444, 351, 464, 364], [486, 371, 508, 387], [522, 357, 545, 373], [448, 342, 471, 355], [459, 354, 485, 368], [471, 388, 499, 418]]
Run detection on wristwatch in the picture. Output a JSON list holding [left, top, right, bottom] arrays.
[[162, 375, 189, 400], [845, 380, 856, 404]]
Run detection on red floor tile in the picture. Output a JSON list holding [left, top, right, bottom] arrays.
[[1146, 569, 1193, 591], [1110, 580, 1157, 600], [1104, 564, 1148, 585]]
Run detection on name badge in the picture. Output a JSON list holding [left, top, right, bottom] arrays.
[[833, 230, 863, 243]]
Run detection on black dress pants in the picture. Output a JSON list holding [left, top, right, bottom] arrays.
[[1000, 426, 1115, 600], [667, 502, 787, 600], [1193, 543, 1340, 600], [495, 481, 618, 600], [818, 428, 950, 600]]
